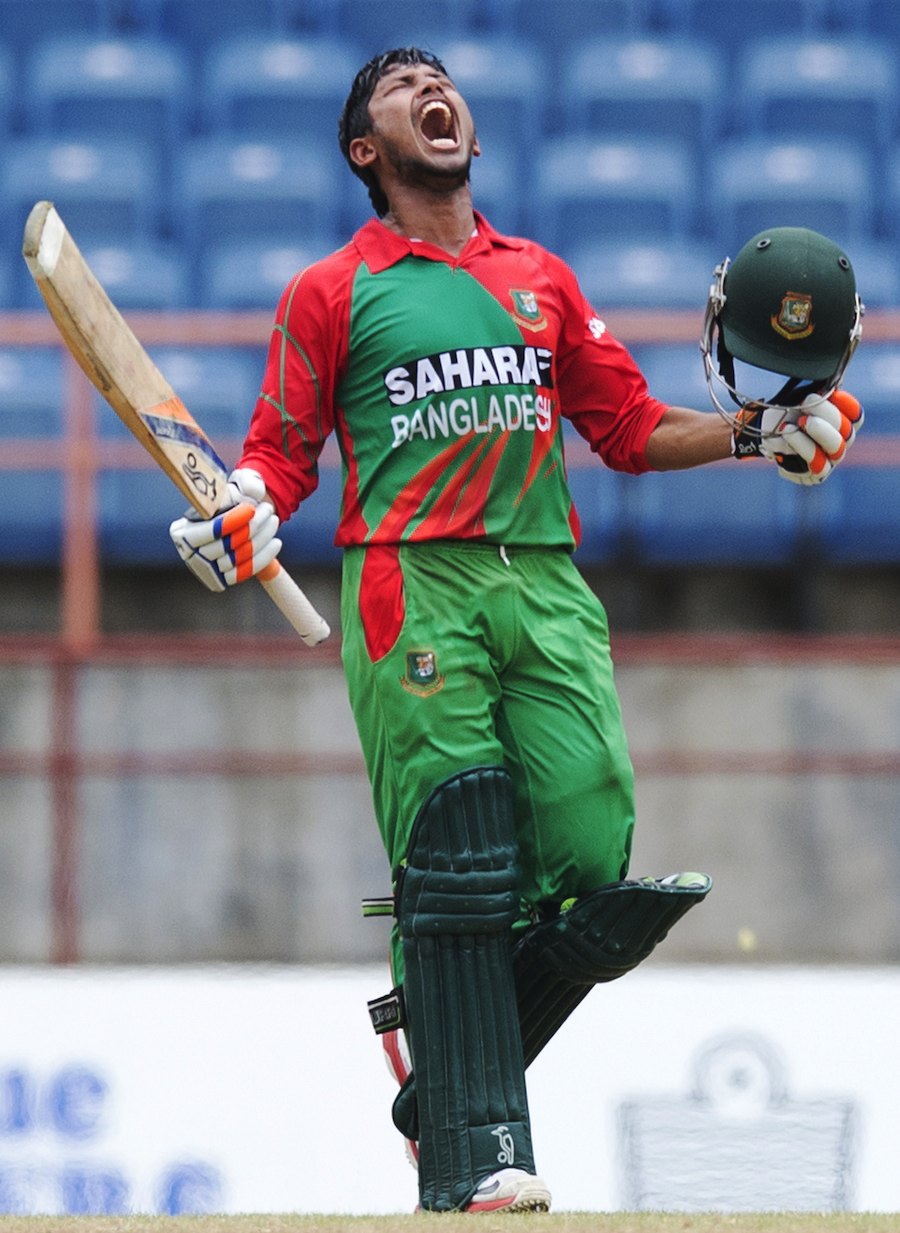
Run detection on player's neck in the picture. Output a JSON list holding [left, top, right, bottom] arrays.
[[382, 184, 477, 258]]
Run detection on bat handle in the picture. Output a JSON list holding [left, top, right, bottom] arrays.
[[256, 560, 331, 646]]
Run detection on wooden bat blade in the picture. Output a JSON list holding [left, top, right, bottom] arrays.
[[23, 199, 227, 516], [22, 200, 330, 646]]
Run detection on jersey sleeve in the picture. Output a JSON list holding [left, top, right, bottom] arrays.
[[238, 252, 353, 522], [549, 252, 669, 475]]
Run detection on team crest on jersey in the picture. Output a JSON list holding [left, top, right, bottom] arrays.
[[510, 288, 547, 332], [401, 650, 445, 696], [771, 292, 815, 340]]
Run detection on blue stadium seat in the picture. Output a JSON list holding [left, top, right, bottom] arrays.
[[200, 237, 338, 309], [1, 472, 64, 561], [469, 142, 529, 236], [671, 0, 827, 61], [174, 137, 340, 271], [736, 38, 899, 156], [853, 0, 900, 40], [2, 138, 162, 248], [0, 347, 66, 561], [563, 439, 626, 563], [0, 43, 14, 138], [561, 37, 723, 158], [0, 246, 14, 308], [0, 0, 112, 51], [440, 37, 548, 154], [624, 463, 799, 564], [841, 346, 900, 431], [812, 464, 900, 563], [98, 467, 184, 562], [629, 343, 711, 409], [509, 0, 649, 70], [842, 241, 900, 310], [80, 242, 190, 309], [96, 347, 262, 443], [125, 0, 285, 48], [882, 146, 900, 241], [95, 345, 262, 560], [567, 239, 717, 310], [710, 139, 874, 255], [16, 239, 187, 309], [335, 0, 476, 57], [27, 36, 190, 152], [204, 35, 362, 145], [532, 136, 696, 251], [0, 348, 65, 437], [278, 461, 343, 564]]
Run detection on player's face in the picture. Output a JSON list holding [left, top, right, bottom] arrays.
[[359, 62, 480, 192]]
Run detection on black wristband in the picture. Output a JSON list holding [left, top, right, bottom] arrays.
[[731, 404, 764, 459]]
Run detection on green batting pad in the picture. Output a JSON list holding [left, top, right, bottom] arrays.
[[514, 872, 712, 1066], [396, 766, 535, 1212]]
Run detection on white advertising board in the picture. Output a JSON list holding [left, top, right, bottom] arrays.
[[0, 964, 895, 1215]]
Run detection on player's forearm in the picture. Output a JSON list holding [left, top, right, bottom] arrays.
[[644, 405, 733, 471]]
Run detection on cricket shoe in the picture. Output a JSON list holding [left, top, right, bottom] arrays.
[[381, 1027, 418, 1168], [465, 1168, 552, 1213]]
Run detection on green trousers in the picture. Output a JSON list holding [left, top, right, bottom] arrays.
[[341, 541, 636, 971]]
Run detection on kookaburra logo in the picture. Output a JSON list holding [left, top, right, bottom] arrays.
[[384, 345, 553, 406], [491, 1125, 515, 1165]]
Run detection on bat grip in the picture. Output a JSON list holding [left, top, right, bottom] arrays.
[[256, 560, 330, 646]]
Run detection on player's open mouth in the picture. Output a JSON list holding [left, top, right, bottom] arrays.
[[418, 98, 459, 149]]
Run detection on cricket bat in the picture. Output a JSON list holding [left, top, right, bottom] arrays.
[[22, 200, 330, 646]]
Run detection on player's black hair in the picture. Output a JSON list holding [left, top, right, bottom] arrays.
[[338, 46, 449, 218]]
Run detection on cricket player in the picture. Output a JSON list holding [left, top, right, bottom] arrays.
[[170, 47, 863, 1213]]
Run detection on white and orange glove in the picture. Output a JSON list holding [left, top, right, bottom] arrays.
[[169, 467, 282, 592], [733, 390, 863, 485]]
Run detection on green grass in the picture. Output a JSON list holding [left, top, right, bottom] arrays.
[[0, 1214, 898, 1233]]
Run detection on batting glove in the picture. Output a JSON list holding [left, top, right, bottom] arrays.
[[733, 390, 863, 485], [169, 467, 282, 592]]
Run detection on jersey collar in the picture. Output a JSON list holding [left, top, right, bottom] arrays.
[[353, 210, 520, 274]]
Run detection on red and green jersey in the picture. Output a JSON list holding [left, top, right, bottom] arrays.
[[239, 212, 669, 550]]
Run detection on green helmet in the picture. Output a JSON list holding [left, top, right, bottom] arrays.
[[701, 226, 864, 424]]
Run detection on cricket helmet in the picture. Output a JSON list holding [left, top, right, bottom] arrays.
[[701, 226, 864, 428]]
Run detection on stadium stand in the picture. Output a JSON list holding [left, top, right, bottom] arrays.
[[853, 0, 900, 40], [468, 141, 529, 236], [0, 348, 64, 439], [623, 464, 801, 565], [277, 463, 344, 565], [440, 36, 548, 156], [2, 0, 899, 572], [173, 136, 341, 289], [0, 0, 112, 51], [96, 346, 264, 561], [533, 135, 697, 250], [883, 147, 900, 241], [735, 38, 899, 157], [199, 237, 338, 309], [568, 239, 716, 309], [203, 35, 363, 146], [510, 0, 649, 70], [123, 0, 285, 44], [0, 348, 67, 562], [80, 242, 190, 309], [2, 137, 163, 260], [672, 0, 829, 56], [841, 240, 900, 309], [561, 37, 723, 158], [336, 0, 477, 57], [563, 427, 627, 564], [97, 346, 263, 443], [710, 138, 875, 255], [27, 35, 191, 158]]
